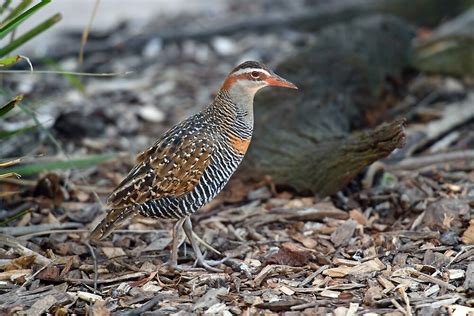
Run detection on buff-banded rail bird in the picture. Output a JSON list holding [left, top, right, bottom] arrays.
[[89, 61, 297, 271]]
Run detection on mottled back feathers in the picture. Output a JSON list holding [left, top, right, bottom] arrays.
[[107, 123, 213, 209]]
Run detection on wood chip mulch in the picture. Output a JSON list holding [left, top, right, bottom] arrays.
[[0, 154, 473, 315]]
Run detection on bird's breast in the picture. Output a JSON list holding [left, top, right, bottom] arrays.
[[228, 134, 252, 156]]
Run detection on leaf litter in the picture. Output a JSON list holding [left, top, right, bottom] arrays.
[[0, 1, 473, 315]]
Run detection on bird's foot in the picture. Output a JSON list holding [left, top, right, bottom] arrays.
[[193, 256, 228, 272]]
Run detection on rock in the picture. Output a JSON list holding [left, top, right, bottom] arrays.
[[212, 36, 237, 56], [142, 38, 162, 58], [53, 110, 107, 139], [137, 105, 166, 123], [193, 287, 228, 311], [244, 15, 412, 196], [247, 187, 272, 201], [440, 230, 459, 246]]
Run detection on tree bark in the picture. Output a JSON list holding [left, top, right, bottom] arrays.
[[243, 15, 413, 196]]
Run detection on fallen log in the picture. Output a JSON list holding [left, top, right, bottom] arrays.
[[243, 15, 412, 196]]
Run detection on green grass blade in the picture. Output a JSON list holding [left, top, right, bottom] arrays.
[[0, 124, 37, 139], [0, 0, 48, 39], [0, 208, 30, 226], [2, 0, 32, 23], [0, 95, 23, 117], [0, 55, 20, 67], [0, 0, 13, 16], [0, 153, 117, 176], [0, 13, 61, 57]]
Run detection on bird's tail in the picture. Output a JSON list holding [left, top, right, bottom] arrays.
[[89, 206, 138, 241]]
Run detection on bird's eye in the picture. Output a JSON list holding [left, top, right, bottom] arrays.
[[251, 71, 260, 78]]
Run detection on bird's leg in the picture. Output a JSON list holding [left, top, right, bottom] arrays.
[[183, 217, 227, 272], [168, 217, 185, 271]]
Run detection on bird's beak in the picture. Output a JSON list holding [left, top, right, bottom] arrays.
[[266, 73, 298, 89]]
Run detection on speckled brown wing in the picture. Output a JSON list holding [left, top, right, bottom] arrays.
[[107, 132, 213, 209]]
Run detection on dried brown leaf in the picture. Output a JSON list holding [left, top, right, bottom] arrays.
[[461, 219, 474, 244], [101, 247, 127, 258], [37, 265, 61, 281], [0, 255, 36, 271], [265, 243, 311, 267], [349, 209, 367, 225], [91, 300, 110, 316]]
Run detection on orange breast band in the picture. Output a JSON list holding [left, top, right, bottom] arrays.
[[229, 136, 251, 155]]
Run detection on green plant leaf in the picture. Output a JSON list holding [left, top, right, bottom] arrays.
[[0, 55, 21, 67], [0, 95, 23, 117], [0, 153, 117, 176], [0, 13, 61, 57], [0, 0, 49, 39]]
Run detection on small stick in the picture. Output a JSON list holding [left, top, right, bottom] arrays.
[[84, 241, 98, 293], [192, 231, 222, 255], [387, 150, 474, 171], [0, 234, 51, 265], [391, 298, 407, 315], [18, 229, 89, 240], [64, 271, 147, 285], [78, 0, 101, 65], [0, 223, 83, 236], [399, 287, 412, 316], [299, 264, 329, 287]]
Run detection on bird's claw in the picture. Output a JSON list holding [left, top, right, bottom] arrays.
[[193, 256, 228, 272]]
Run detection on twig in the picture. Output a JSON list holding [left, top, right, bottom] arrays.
[[399, 287, 412, 316], [391, 298, 407, 315], [298, 264, 329, 287], [409, 270, 456, 291], [0, 177, 113, 194], [291, 301, 319, 311], [0, 202, 32, 221], [253, 265, 304, 287], [18, 229, 89, 240], [0, 70, 132, 76], [20, 261, 52, 289], [387, 150, 474, 171], [192, 231, 221, 255], [64, 272, 147, 285], [79, 0, 100, 65], [84, 241, 98, 293], [0, 223, 83, 236], [116, 296, 162, 316], [445, 247, 467, 268], [0, 234, 51, 265]]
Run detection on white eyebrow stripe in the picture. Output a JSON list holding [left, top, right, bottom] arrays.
[[232, 68, 271, 77]]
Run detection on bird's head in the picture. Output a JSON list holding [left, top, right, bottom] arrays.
[[220, 61, 297, 96]]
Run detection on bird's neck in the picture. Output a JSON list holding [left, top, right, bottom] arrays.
[[208, 89, 255, 130]]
